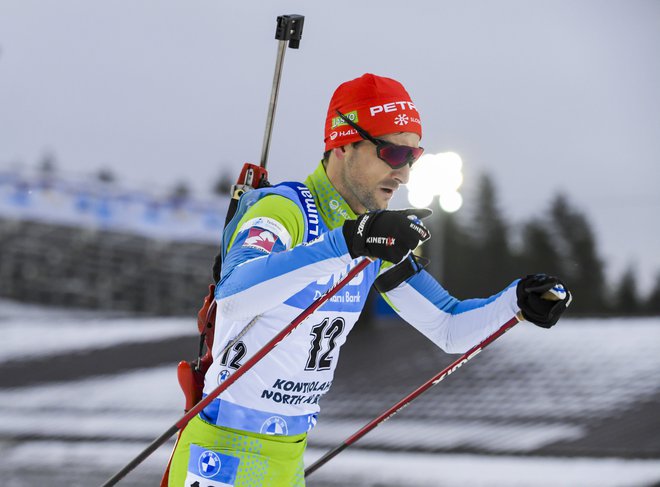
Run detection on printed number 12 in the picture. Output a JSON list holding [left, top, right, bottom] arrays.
[[305, 317, 345, 371]]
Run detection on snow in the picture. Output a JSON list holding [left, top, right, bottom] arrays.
[[304, 449, 660, 487], [310, 418, 584, 453], [1, 440, 659, 487], [0, 301, 659, 486], [0, 316, 193, 361]]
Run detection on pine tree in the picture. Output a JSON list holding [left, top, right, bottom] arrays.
[[645, 272, 660, 315], [612, 265, 641, 315], [213, 171, 233, 196], [441, 211, 476, 299], [519, 219, 563, 278], [96, 168, 116, 184], [468, 173, 516, 296], [550, 194, 607, 314], [38, 151, 57, 176]]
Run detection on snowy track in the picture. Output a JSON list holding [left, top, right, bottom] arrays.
[[1, 302, 659, 486]]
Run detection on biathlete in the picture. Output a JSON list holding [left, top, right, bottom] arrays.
[[168, 73, 571, 486]]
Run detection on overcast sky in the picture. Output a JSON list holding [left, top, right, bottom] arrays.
[[1, 0, 658, 292]]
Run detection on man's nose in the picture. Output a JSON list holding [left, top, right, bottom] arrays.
[[392, 164, 410, 185]]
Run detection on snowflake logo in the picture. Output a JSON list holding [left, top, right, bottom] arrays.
[[394, 114, 409, 126]]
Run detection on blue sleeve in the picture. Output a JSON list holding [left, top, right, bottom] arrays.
[[215, 227, 354, 320]]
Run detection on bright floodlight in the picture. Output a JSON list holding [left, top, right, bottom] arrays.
[[408, 189, 434, 209], [439, 191, 463, 213], [406, 152, 464, 212]]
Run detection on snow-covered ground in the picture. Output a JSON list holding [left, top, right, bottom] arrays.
[[2, 441, 660, 487], [1, 301, 659, 486], [0, 317, 192, 362]]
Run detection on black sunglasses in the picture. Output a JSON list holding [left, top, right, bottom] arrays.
[[335, 110, 424, 169]]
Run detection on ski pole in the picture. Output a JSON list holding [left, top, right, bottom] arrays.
[[101, 258, 371, 487], [304, 313, 522, 478]]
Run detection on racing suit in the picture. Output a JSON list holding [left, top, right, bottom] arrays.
[[169, 161, 520, 487]]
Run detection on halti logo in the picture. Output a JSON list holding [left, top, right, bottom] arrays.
[[330, 199, 350, 219], [243, 228, 276, 253]]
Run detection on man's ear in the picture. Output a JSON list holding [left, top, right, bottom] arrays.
[[333, 146, 347, 160]]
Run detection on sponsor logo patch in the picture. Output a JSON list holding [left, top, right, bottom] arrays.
[[369, 101, 417, 116], [366, 236, 396, 246], [186, 444, 240, 487], [331, 110, 359, 129], [356, 215, 369, 236], [217, 369, 231, 384], [394, 114, 409, 126], [199, 450, 222, 478], [260, 416, 289, 435], [243, 228, 277, 253]]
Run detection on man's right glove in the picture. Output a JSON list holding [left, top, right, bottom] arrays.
[[516, 274, 573, 328], [342, 208, 432, 263]]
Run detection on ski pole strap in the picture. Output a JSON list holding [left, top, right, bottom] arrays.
[[374, 254, 429, 293]]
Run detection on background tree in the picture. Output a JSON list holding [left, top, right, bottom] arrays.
[[549, 194, 607, 315], [519, 219, 563, 277], [170, 181, 191, 203], [213, 171, 233, 196], [96, 168, 116, 184], [466, 173, 517, 296], [38, 151, 57, 177], [645, 272, 660, 315], [612, 265, 641, 315], [440, 211, 476, 299]]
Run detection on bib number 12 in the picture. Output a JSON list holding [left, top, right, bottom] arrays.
[[305, 317, 345, 371]]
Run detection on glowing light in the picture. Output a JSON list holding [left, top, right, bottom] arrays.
[[406, 151, 464, 213], [408, 189, 434, 209], [439, 191, 463, 213]]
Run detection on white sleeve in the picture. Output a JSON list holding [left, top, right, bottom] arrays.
[[383, 270, 521, 353]]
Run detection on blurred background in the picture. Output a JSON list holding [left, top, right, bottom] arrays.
[[1, 1, 659, 486]]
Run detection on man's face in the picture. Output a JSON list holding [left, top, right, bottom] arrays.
[[337, 132, 420, 213]]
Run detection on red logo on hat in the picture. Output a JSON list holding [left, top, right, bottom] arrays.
[[243, 228, 277, 253]]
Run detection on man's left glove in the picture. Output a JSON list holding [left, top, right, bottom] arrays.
[[516, 274, 572, 329]]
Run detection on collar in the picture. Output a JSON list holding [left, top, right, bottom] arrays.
[[304, 161, 356, 230]]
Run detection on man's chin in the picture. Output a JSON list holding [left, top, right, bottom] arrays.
[[368, 201, 389, 211]]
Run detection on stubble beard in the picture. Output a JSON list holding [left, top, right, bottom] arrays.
[[343, 155, 385, 212]]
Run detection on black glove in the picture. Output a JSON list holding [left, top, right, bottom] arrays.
[[374, 254, 430, 293], [342, 209, 432, 263], [516, 274, 572, 328]]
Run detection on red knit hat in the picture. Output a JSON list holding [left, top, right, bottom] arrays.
[[324, 73, 422, 152]]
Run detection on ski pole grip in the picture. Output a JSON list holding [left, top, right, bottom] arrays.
[[275, 14, 305, 48]]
